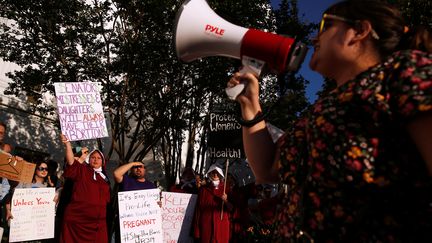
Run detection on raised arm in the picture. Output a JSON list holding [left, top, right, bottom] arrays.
[[113, 162, 142, 183], [407, 114, 432, 175], [228, 72, 279, 183], [61, 134, 75, 166]]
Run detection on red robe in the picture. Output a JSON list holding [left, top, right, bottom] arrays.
[[193, 182, 230, 243], [60, 161, 110, 243]]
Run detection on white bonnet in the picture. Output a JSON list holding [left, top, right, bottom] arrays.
[[206, 164, 224, 178]]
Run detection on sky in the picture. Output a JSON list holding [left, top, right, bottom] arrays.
[[270, 0, 338, 102]]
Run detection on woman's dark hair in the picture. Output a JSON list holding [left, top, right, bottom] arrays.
[[33, 161, 49, 184], [325, 0, 432, 56], [0, 121, 6, 130]]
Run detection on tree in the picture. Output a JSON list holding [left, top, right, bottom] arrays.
[[394, 0, 431, 28], [266, 0, 316, 130], [0, 0, 277, 181], [0, 0, 217, 184]]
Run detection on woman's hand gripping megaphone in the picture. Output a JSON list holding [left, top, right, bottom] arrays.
[[227, 68, 261, 112], [225, 57, 264, 100]]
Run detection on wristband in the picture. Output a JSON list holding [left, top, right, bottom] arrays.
[[237, 112, 266, 127]]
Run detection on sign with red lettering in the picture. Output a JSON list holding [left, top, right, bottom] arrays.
[[9, 188, 55, 242], [54, 82, 109, 141], [118, 189, 163, 243], [161, 192, 197, 243]]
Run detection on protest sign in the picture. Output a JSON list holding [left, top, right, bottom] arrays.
[[118, 188, 163, 243], [9, 188, 55, 242], [161, 192, 197, 243], [0, 152, 36, 183], [207, 111, 244, 159], [54, 82, 109, 141]]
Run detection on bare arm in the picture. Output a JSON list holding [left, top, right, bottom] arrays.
[[76, 147, 89, 163], [5, 202, 12, 220], [228, 72, 279, 183], [407, 114, 432, 175], [113, 162, 142, 183], [61, 134, 75, 166]]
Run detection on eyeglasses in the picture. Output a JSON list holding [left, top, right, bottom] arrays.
[[132, 165, 144, 169], [37, 167, 48, 172], [319, 13, 380, 40]]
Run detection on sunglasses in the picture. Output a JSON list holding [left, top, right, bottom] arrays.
[[37, 167, 48, 172], [319, 13, 380, 40], [132, 165, 144, 169]]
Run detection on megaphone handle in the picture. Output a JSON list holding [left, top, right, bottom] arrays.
[[225, 59, 263, 100], [225, 83, 245, 101]]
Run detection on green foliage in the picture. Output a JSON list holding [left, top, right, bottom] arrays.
[[0, 0, 315, 183], [265, 0, 315, 130], [394, 0, 432, 28]]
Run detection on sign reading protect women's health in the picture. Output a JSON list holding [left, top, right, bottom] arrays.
[[118, 189, 163, 243], [54, 82, 109, 141], [9, 188, 55, 242]]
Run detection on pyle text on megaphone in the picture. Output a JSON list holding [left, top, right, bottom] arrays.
[[174, 0, 308, 100]]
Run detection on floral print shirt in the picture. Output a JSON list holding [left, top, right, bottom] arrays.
[[276, 50, 432, 242]]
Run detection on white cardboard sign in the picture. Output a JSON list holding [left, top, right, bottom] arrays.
[[9, 188, 55, 242], [118, 189, 163, 243]]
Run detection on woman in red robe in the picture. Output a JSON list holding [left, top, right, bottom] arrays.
[[193, 164, 231, 243], [59, 134, 110, 243]]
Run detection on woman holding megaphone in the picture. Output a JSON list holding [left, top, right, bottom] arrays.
[[228, 0, 432, 242]]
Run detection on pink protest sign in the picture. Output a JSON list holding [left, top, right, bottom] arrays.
[[161, 192, 197, 243]]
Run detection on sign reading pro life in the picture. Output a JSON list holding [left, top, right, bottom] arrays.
[[54, 82, 109, 141]]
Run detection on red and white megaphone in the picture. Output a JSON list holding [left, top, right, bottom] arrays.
[[174, 0, 308, 100]]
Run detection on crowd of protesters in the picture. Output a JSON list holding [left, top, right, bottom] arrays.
[[0, 0, 431, 241], [0, 120, 276, 243]]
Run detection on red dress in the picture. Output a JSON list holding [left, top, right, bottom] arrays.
[[193, 182, 230, 243], [60, 161, 110, 243]]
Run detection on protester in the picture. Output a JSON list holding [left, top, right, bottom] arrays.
[[227, 0, 432, 241], [195, 173, 206, 189], [112, 161, 159, 242], [225, 173, 243, 242], [0, 121, 12, 231], [5, 161, 55, 222], [54, 146, 89, 242], [256, 185, 278, 226], [59, 134, 110, 243], [113, 161, 157, 191], [0, 121, 12, 153], [169, 167, 198, 194], [193, 164, 231, 243]]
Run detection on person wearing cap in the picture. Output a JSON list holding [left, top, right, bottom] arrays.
[[193, 164, 231, 243], [113, 161, 157, 191], [59, 134, 110, 243]]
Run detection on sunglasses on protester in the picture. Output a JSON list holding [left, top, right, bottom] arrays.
[[132, 165, 144, 169], [37, 167, 48, 172], [319, 13, 380, 40]]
